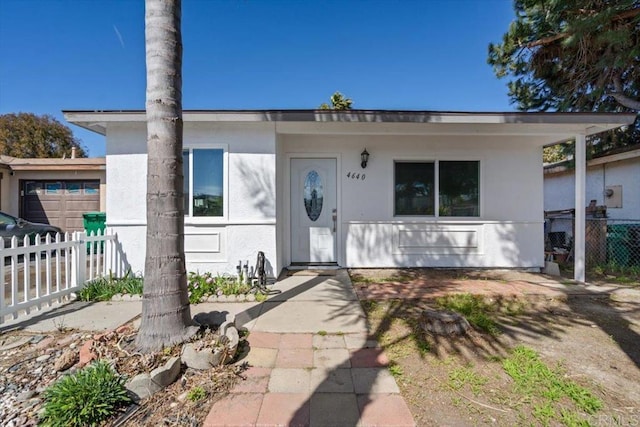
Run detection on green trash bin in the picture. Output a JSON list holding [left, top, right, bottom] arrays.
[[83, 212, 106, 252]]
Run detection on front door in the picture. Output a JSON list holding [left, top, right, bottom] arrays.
[[290, 158, 337, 263]]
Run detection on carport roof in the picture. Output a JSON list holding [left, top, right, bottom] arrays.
[[63, 109, 636, 144]]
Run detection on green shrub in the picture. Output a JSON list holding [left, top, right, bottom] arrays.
[[40, 360, 131, 427]]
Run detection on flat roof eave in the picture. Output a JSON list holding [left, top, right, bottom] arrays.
[[63, 109, 637, 139]]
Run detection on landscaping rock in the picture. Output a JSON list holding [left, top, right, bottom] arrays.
[[35, 355, 50, 363], [54, 349, 77, 372], [16, 390, 35, 402], [420, 309, 471, 336], [224, 326, 239, 356], [34, 337, 55, 351], [77, 340, 96, 367], [126, 373, 162, 400], [149, 357, 181, 388], [181, 343, 225, 370]]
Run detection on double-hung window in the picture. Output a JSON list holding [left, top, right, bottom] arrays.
[[394, 161, 480, 217], [182, 148, 225, 217]]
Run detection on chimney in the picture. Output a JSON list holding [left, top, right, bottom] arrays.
[[71, 147, 76, 159]]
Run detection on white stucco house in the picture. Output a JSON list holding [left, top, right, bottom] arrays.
[[64, 110, 635, 282], [545, 147, 640, 220]]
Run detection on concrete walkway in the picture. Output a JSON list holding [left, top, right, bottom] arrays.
[[201, 270, 416, 427]]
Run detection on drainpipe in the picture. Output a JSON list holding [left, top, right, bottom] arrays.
[[574, 134, 586, 283]]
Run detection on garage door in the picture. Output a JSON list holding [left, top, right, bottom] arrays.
[[20, 180, 101, 232]]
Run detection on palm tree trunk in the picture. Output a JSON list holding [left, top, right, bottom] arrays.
[[136, 0, 196, 352]]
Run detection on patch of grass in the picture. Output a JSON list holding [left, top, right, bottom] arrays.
[[436, 293, 501, 335], [186, 386, 206, 402], [78, 273, 144, 302], [503, 345, 602, 425], [40, 360, 131, 427], [447, 366, 488, 396], [317, 330, 327, 336]]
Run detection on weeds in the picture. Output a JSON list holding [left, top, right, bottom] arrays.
[[503, 345, 602, 425], [389, 363, 404, 378], [436, 293, 501, 335], [447, 366, 488, 396]]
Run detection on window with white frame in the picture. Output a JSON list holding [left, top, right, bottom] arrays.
[[182, 148, 224, 217], [394, 161, 479, 217]]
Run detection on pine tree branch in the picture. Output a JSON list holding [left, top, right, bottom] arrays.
[[525, 6, 640, 49], [608, 74, 640, 110]]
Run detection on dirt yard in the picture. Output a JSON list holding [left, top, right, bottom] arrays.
[[351, 269, 640, 427]]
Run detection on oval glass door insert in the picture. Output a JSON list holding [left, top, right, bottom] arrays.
[[303, 170, 323, 221]]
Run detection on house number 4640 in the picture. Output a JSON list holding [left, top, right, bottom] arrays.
[[346, 172, 366, 180]]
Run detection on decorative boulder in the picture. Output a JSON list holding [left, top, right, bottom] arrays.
[[420, 309, 471, 336], [126, 357, 181, 400]]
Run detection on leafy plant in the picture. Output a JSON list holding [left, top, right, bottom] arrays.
[[436, 293, 500, 335], [187, 271, 257, 303], [40, 360, 131, 426], [186, 386, 206, 402]]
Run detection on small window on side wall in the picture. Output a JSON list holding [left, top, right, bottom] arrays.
[[183, 148, 224, 217]]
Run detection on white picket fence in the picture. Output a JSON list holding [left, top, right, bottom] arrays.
[[0, 230, 120, 324]]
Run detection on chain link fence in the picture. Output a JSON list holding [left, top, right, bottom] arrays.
[[545, 216, 640, 271]]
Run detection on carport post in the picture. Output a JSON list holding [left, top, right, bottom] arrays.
[[574, 134, 586, 283]]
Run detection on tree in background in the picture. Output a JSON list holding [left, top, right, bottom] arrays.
[[136, 0, 196, 352], [319, 91, 353, 110], [0, 113, 87, 158], [488, 0, 639, 162]]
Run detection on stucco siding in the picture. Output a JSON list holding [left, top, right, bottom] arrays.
[[280, 134, 545, 268], [544, 157, 640, 220], [105, 122, 278, 275]]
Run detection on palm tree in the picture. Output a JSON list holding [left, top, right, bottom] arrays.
[[136, 0, 196, 352]]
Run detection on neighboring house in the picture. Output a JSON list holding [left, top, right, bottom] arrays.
[[544, 148, 640, 220], [64, 110, 634, 279], [0, 155, 106, 232]]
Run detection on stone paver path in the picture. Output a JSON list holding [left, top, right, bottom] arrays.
[[204, 331, 415, 427]]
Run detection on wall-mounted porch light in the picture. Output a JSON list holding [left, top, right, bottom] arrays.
[[361, 148, 369, 169]]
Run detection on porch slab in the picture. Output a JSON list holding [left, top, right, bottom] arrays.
[[268, 270, 359, 302], [247, 299, 365, 334]]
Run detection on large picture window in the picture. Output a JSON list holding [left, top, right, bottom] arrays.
[[183, 148, 224, 217], [394, 161, 479, 217]]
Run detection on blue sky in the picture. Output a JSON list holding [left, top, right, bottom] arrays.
[[0, 0, 516, 157]]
